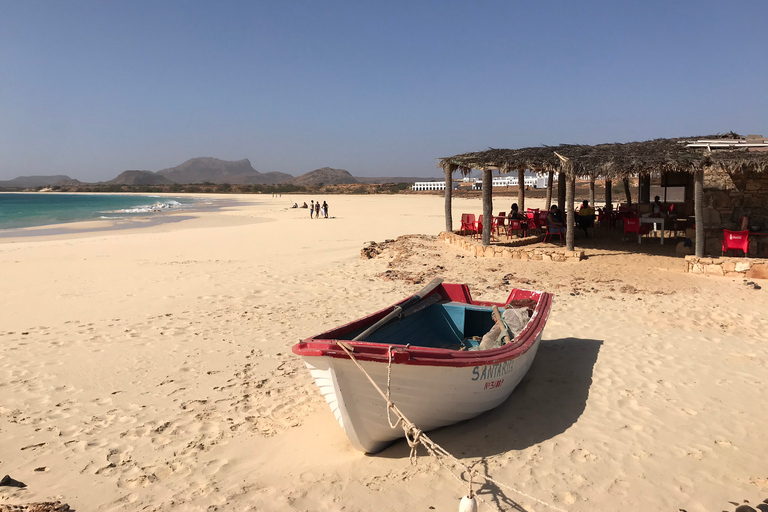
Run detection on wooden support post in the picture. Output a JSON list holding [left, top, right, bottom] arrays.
[[566, 173, 575, 251], [694, 169, 704, 257], [589, 176, 595, 207], [482, 168, 493, 246], [622, 177, 632, 206], [545, 170, 554, 210], [640, 174, 651, 204], [443, 164, 454, 232], [605, 179, 613, 212], [517, 168, 525, 212], [558, 172, 566, 210]]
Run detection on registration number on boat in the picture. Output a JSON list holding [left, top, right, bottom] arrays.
[[484, 379, 504, 390], [471, 360, 514, 383]]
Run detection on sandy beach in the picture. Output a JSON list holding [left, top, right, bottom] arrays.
[[1, 193, 767, 512]]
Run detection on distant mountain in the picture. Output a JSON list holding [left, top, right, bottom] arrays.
[[292, 167, 358, 186], [236, 171, 294, 185], [0, 175, 81, 188], [156, 157, 292, 185], [0, 162, 430, 189], [106, 170, 175, 186]]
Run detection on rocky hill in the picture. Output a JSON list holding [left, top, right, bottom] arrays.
[[156, 157, 292, 185], [291, 167, 358, 186], [236, 171, 294, 185], [106, 171, 175, 186], [0, 175, 82, 188], [0, 161, 430, 190]]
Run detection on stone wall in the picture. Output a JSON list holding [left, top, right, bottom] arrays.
[[703, 167, 768, 230], [684, 256, 768, 279], [700, 167, 768, 256], [440, 232, 585, 262]]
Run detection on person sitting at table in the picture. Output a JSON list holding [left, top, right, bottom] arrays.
[[652, 196, 664, 217], [547, 205, 566, 233], [507, 203, 528, 235], [576, 200, 595, 237]]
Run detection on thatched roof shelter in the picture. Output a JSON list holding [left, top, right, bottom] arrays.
[[437, 133, 768, 256], [440, 133, 768, 178]]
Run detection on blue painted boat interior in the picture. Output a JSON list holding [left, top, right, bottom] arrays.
[[342, 302, 497, 350]]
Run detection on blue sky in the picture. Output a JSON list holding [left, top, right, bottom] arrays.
[[1, 1, 765, 182]]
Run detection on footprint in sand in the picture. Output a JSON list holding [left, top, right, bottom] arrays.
[[570, 448, 598, 463]]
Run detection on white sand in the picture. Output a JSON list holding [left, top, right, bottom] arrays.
[[1, 193, 767, 512]]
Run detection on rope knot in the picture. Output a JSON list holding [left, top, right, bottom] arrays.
[[404, 423, 422, 447], [403, 421, 424, 464]]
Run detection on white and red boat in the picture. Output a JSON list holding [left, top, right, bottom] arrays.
[[292, 281, 553, 453]]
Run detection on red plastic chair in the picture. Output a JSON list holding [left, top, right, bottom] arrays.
[[624, 218, 651, 242], [543, 222, 565, 244], [506, 219, 526, 239], [473, 215, 484, 241], [475, 215, 498, 241], [489, 216, 499, 238], [528, 212, 547, 235], [525, 211, 538, 231], [495, 212, 506, 236], [460, 213, 476, 235], [722, 230, 749, 256]]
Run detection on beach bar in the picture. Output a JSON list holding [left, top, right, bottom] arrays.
[[439, 133, 768, 258]]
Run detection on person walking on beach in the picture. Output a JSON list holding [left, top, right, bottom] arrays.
[[310, 200, 314, 218], [322, 201, 328, 218], [314, 201, 320, 219]]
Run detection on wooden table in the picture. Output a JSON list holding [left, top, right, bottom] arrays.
[[639, 217, 665, 244]]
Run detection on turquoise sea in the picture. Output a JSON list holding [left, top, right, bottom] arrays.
[[0, 193, 197, 231]]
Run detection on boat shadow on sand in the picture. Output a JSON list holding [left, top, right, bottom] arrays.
[[376, 337, 603, 460]]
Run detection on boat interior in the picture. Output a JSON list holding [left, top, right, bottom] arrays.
[[341, 301, 514, 350]]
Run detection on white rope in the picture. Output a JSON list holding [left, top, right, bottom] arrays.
[[334, 340, 567, 512]]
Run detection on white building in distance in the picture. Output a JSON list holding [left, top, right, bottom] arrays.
[[472, 172, 549, 190], [412, 171, 549, 191], [411, 181, 460, 191]]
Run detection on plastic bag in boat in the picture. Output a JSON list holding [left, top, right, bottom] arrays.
[[471, 307, 529, 351]]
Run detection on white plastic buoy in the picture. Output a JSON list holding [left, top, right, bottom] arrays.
[[459, 495, 478, 512]]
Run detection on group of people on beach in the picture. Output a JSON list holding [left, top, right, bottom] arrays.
[[509, 201, 596, 238], [546, 201, 596, 237], [308, 199, 329, 219]]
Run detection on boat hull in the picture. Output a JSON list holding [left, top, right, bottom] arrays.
[[293, 284, 553, 453], [303, 331, 542, 453]]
